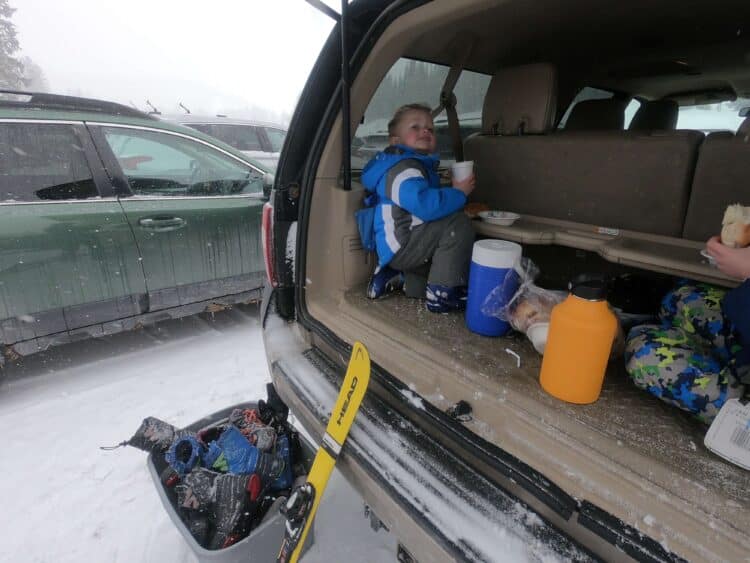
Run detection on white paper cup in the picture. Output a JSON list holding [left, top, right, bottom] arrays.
[[527, 322, 550, 355], [451, 160, 474, 182]]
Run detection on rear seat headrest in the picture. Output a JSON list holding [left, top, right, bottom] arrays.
[[629, 99, 678, 131], [564, 98, 627, 131], [482, 63, 557, 135]]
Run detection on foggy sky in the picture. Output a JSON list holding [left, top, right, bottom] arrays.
[[13, 0, 336, 122]]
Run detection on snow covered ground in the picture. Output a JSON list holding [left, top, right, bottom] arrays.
[[0, 304, 395, 562]]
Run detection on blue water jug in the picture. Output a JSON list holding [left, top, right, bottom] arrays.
[[465, 240, 522, 336]]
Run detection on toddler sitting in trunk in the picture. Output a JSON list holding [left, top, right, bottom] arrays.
[[361, 103, 476, 312], [624, 237, 750, 423]]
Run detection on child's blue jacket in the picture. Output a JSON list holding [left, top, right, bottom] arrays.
[[360, 145, 466, 266]]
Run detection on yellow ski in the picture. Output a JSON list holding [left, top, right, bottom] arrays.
[[276, 341, 371, 563]]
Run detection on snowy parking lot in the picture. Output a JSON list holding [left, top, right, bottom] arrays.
[[0, 304, 395, 562]]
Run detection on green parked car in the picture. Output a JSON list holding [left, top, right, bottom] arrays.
[[0, 91, 272, 364]]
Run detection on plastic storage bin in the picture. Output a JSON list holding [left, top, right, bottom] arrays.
[[147, 402, 315, 563]]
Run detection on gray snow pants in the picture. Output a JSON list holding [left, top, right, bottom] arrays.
[[389, 211, 475, 298]]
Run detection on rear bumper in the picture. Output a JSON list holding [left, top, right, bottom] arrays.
[[261, 291, 598, 562]]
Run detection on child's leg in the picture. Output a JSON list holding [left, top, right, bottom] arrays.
[[389, 212, 474, 311], [403, 266, 429, 299], [625, 324, 745, 423], [390, 211, 474, 290], [424, 211, 474, 287], [660, 282, 733, 359]]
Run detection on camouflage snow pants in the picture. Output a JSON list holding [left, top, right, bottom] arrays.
[[624, 282, 746, 423]]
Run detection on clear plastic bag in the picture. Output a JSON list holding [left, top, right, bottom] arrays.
[[480, 258, 565, 334]]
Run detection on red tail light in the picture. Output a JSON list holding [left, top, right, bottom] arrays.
[[262, 201, 277, 288]]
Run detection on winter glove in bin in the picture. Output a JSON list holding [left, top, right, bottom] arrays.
[[177, 468, 253, 550], [128, 416, 193, 454], [218, 426, 285, 481], [166, 435, 206, 475]]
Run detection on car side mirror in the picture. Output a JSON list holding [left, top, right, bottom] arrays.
[[739, 106, 750, 117], [262, 172, 275, 199]]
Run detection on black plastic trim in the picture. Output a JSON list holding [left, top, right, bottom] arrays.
[[75, 123, 116, 197], [86, 124, 133, 197], [578, 502, 687, 563]]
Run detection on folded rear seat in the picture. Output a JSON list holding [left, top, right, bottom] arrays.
[[682, 117, 750, 242], [464, 64, 703, 237]]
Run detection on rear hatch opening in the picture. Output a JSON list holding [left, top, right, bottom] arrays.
[[274, 1, 750, 560]]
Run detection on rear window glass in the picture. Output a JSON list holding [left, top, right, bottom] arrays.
[[264, 128, 286, 152], [677, 98, 750, 133], [0, 123, 98, 202], [189, 124, 263, 151], [560, 89, 750, 133], [353, 58, 490, 169]]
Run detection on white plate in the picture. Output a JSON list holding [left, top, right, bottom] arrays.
[[700, 249, 717, 267], [478, 210, 521, 226]]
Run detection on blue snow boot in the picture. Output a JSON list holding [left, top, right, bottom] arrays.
[[366, 265, 404, 299], [425, 284, 467, 313]]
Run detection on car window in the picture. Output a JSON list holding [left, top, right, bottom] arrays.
[[624, 99, 641, 128], [557, 86, 616, 129], [188, 124, 264, 152], [101, 127, 264, 196], [352, 58, 490, 169], [0, 123, 99, 202], [676, 97, 750, 133], [264, 128, 286, 152]]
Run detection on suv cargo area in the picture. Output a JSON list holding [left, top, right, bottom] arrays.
[[265, 1, 750, 561]]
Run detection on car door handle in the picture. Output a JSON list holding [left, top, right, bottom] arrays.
[[138, 216, 186, 232]]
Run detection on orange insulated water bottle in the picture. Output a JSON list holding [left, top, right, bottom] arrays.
[[539, 277, 618, 404]]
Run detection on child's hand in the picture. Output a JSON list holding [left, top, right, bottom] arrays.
[[706, 235, 750, 280], [453, 173, 475, 197]]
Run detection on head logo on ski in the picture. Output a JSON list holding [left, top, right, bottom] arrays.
[[336, 375, 359, 426]]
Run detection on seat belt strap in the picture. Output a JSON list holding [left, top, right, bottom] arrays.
[[432, 34, 476, 163]]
